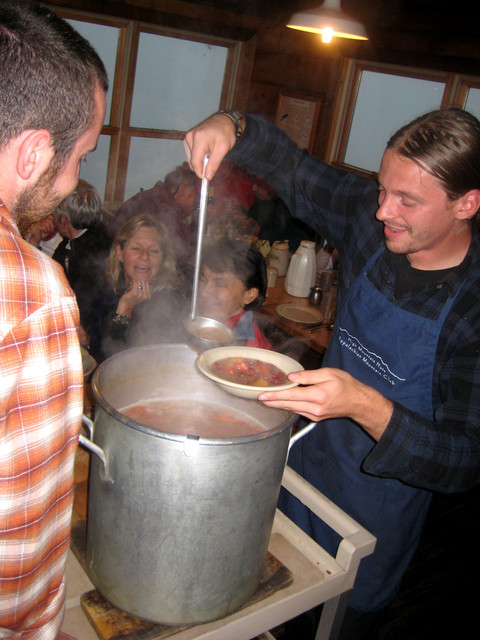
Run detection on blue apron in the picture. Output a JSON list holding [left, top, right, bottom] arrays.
[[280, 248, 462, 611]]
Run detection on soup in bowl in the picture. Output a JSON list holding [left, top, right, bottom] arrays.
[[197, 346, 303, 399]]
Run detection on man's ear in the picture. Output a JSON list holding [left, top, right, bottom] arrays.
[[16, 129, 54, 181], [456, 189, 480, 222]]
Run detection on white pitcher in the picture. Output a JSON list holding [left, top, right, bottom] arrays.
[[268, 240, 290, 276], [285, 240, 317, 298]]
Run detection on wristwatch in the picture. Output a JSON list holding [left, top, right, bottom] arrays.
[[112, 312, 130, 326], [216, 109, 245, 140]]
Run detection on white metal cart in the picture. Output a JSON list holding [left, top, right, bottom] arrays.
[[64, 464, 375, 640]]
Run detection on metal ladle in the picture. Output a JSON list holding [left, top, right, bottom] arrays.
[[183, 155, 235, 348], [190, 155, 209, 321]]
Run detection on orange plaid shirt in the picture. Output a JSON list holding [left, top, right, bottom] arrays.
[[0, 203, 84, 638]]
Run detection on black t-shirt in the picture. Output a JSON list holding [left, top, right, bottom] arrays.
[[391, 253, 466, 298]]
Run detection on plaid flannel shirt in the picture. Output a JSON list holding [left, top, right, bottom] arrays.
[[0, 204, 83, 638], [229, 114, 480, 493]]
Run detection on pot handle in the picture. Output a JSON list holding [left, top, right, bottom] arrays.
[[288, 420, 318, 452], [79, 414, 111, 481], [82, 413, 93, 437]]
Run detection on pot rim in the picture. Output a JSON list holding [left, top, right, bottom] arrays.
[[91, 345, 296, 446]]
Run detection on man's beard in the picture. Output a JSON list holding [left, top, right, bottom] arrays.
[[13, 163, 65, 238]]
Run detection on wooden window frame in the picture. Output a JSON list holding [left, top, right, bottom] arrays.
[[325, 60, 456, 178], [450, 74, 480, 109], [54, 7, 248, 207]]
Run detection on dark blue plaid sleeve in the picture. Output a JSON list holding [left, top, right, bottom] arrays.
[[230, 113, 480, 494], [229, 114, 381, 263]]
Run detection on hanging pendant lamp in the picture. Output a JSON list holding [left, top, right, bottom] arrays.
[[287, 0, 368, 43]]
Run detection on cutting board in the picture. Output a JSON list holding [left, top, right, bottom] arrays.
[[71, 520, 293, 640]]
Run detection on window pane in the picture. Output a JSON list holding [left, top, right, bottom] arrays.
[[465, 87, 480, 120], [67, 19, 119, 124], [79, 134, 111, 200], [131, 33, 228, 130], [124, 138, 187, 200], [344, 71, 445, 173]]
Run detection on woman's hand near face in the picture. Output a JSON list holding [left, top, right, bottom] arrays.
[[258, 367, 394, 442], [116, 279, 152, 316]]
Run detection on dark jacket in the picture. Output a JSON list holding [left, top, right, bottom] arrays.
[[90, 285, 189, 363], [52, 223, 112, 336], [247, 196, 316, 253]]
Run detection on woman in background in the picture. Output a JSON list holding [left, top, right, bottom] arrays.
[[199, 236, 272, 349], [90, 214, 187, 361]]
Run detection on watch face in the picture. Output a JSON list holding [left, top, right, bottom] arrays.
[[114, 313, 130, 326]]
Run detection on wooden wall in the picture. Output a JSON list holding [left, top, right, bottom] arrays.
[[47, 0, 480, 161]]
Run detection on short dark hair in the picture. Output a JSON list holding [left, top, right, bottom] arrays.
[[0, 0, 108, 166], [164, 164, 199, 193], [387, 108, 480, 202], [202, 237, 267, 310]]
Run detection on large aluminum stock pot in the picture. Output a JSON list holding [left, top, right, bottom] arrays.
[[79, 343, 316, 625]]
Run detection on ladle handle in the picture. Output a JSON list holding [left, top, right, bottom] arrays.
[[190, 155, 209, 320]]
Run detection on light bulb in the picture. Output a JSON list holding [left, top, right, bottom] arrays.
[[322, 27, 334, 43]]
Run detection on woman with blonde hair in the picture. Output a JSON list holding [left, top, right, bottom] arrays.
[[90, 214, 187, 361]]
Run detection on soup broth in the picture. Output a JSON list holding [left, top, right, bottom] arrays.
[[122, 399, 265, 438], [191, 326, 233, 344]]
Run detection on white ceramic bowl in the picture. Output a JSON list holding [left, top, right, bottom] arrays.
[[197, 346, 304, 399]]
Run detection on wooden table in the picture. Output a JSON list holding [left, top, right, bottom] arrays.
[[258, 276, 333, 365]]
